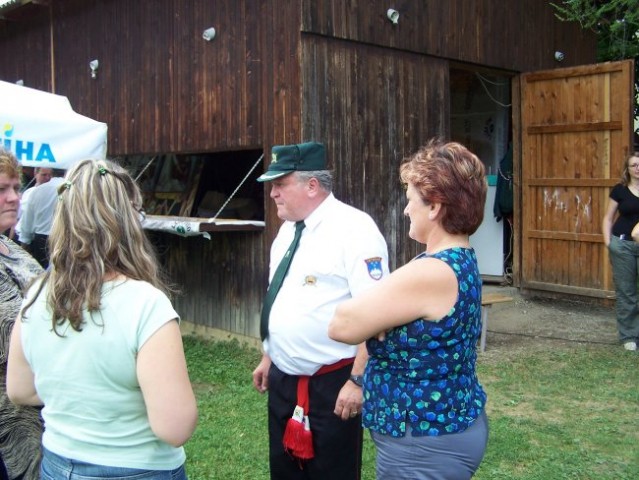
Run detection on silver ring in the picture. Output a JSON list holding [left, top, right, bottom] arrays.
[[350, 411, 357, 417]]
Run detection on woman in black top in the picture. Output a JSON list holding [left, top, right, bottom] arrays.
[[602, 151, 639, 351]]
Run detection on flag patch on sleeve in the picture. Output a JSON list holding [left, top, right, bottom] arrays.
[[365, 257, 383, 280]]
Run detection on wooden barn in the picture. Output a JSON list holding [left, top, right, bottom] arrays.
[[0, 0, 635, 342]]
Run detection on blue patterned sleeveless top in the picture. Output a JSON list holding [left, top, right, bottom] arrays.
[[362, 247, 486, 437]]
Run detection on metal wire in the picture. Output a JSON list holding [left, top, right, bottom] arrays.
[[211, 153, 264, 221]]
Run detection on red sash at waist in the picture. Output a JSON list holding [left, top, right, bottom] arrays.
[[283, 357, 355, 462]]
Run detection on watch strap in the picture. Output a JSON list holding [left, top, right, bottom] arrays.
[[349, 374, 363, 387]]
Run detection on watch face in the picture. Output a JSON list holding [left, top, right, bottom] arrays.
[[350, 375, 363, 386]]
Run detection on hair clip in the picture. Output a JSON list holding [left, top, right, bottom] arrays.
[[98, 166, 107, 176], [57, 180, 73, 200]]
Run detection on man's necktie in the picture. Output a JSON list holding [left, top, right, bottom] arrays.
[[260, 221, 306, 341]]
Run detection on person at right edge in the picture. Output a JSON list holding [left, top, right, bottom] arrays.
[[602, 151, 639, 351], [329, 139, 489, 480], [252, 141, 390, 479]]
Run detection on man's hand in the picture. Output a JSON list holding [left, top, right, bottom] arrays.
[[252, 354, 271, 393], [333, 379, 362, 420]]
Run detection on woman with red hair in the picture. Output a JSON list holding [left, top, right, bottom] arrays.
[[330, 138, 489, 479]]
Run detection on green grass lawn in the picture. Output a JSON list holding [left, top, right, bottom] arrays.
[[182, 337, 639, 479]]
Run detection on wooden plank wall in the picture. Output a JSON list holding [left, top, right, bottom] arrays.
[[160, 231, 266, 338], [0, 0, 302, 337], [0, 0, 303, 336], [166, 0, 302, 335], [302, 0, 597, 73], [0, 0, 602, 333], [301, 36, 448, 269], [0, 4, 51, 91], [48, 0, 265, 154], [300, 0, 597, 275]]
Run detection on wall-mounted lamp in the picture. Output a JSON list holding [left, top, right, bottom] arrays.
[[554, 51, 565, 62], [387, 8, 399, 24], [202, 27, 216, 41], [89, 59, 99, 79]]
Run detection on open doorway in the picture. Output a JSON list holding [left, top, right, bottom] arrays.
[[450, 67, 513, 283]]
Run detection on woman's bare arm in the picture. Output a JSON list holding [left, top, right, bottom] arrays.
[[6, 318, 43, 406], [329, 257, 458, 344], [137, 320, 198, 447]]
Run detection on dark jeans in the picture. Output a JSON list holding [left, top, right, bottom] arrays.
[[267, 363, 362, 480]]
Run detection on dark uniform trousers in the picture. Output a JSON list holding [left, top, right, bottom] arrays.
[[267, 362, 362, 480], [28, 233, 49, 269]]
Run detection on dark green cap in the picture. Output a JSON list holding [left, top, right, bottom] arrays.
[[257, 142, 326, 182]]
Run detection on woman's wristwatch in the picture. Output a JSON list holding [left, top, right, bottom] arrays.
[[349, 374, 364, 387]]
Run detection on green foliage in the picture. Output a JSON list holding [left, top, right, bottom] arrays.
[[182, 337, 638, 479], [551, 0, 639, 134], [552, 1, 638, 55]]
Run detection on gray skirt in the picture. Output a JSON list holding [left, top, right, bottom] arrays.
[[370, 410, 488, 480]]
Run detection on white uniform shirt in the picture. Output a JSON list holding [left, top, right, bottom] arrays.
[[19, 176, 64, 244], [264, 194, 389, 376], [14, 186, 35, 242]]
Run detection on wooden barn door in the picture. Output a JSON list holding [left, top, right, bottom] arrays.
[[519, 60, 634, 299]]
